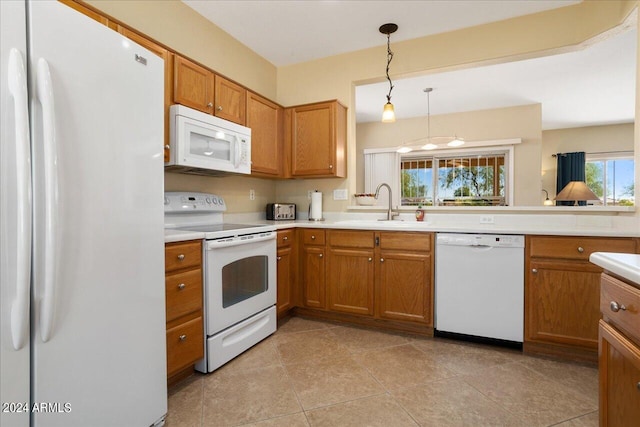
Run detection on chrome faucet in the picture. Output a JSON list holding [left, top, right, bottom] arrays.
[[375, 182, 397, 221]]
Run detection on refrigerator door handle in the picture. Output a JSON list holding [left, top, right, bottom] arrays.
[[7, 48, 32, 350], [36, 58, 59, 343]]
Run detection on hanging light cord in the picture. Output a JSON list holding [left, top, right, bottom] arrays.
[[385, 33, 394, 103]]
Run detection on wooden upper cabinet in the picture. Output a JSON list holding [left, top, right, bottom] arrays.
[[174, 55, 214, 114], [117, 26, 174, 162], [215, 75, 247, 125], [247, 92, 283, 177], [288, 100, 347, 178]]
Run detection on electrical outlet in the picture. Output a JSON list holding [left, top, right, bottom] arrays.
[[479, 215, 494, 224], [307, 190, 313, 200], [249, 189, 255, 201], [333, 189, 348, 200]]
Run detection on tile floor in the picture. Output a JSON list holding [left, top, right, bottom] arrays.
[[166, 317, 599, 427]]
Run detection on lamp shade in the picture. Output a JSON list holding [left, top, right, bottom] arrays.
[[555, 181, 600, 206], [382, 102, 396, 123]]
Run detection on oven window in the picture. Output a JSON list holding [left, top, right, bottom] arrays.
[[221, 255, 269, 308]]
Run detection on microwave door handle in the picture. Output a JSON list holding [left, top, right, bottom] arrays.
[[233, 138, 241, 168]]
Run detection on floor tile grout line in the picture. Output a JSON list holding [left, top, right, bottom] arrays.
[[302, 390, 389, 414], [545, 409, 599, 427]]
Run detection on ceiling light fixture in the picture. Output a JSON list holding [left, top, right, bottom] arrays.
[[419, 87, 465, 150], [380, 23, 398, 123]]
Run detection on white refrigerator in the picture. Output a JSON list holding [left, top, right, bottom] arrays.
[[1, 1, 167, 426]]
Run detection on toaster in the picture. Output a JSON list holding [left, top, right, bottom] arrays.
[[266, 203, 296, 220]]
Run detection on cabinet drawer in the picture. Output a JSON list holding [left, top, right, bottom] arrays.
[[167, 317, 204, 376], [165, 240, 202, 272], [166, 268, 202, 323], [302, 229, 325, 245], [379, 232, 432, 252], [277, 229, 295, 247], [601, 274, 640, 342], [529, 236, 636, 261], [328, 230, 374, 248]]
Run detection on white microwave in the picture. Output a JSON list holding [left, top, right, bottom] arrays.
[[166, 104, 251, 175]]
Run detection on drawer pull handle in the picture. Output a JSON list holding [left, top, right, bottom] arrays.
[[532, 269, 538, 274], [277, 256, 282, 261], [577, 246, 584, 253], [177, 283, 186, 290], [177, 254, 185, 261], [311, 235, 316, 240], [637, 382, 640, 391], [610, 301, 627, 313], [179, 334, 187, 341], [283, 236, 288, 241]]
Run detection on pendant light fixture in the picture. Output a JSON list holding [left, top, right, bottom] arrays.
[[419, 87, 465, 150], [380, 23, 398, 123]]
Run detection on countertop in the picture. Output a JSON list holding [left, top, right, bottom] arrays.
[[590, 252, 640, 285], [165, 211, 639, 242]]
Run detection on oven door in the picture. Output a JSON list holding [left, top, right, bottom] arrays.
[[204, 232, 276, 334]]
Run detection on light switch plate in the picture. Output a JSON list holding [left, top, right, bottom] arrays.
[[333, 189, 348, 200]]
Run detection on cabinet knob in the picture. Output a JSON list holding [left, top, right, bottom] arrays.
[[532, 269, 538, 274], [577, 246, 584, 253], [610, 301, 627, 312], [319, 253, 323, 258], [329, 165, 333, 169], [177, 283, 186, 290], [165, 145, 170, 150], [217, 105, 223, 111], [311, 235, 316, 240], [277, 256, 282, 261], [283, 236, 288, 241], [380, 258, 384, 262], [206, 102, 213, 108], [637, 382, 640, 391], [368, 257, 372, 262], [177, 254, 185, 261], [179, 334, 187, 341]]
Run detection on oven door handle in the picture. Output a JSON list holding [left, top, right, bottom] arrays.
[[206, 232, 275, 250]]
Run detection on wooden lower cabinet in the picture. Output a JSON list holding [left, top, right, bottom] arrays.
[[165, 240, 204, 382], [525, 235, 637, 362], [376, 232, 433, 325], [598, 272, 640, 426], [377, 250, 432, 324], [298, 229, 434, 331], [276, 229, 296, 316], [327, 231, 375, 315], [301, 229, 326, 309]]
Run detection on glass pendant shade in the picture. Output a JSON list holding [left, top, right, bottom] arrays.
[[382, 102, 396, 123], [447, 138, 465, 147]]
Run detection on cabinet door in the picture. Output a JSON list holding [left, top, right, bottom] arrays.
[[174, 55, 214, 113], [302, 246, 325, 308], [327, 248, 374, 315], [290, 101, 346, 178], [599, 321, 640, 427], [376, 251, 432, 324], [277, 246, 293, 315], [247, 92, 282, 177], [118, 26, 174, 162], [214, 75, 246, 125], [526, 260, 601, 349]]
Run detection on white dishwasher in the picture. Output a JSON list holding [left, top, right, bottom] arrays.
[[435, 233, 524, 344]]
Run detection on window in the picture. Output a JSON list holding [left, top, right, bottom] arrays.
[[400, 149, 510, 206], [586, 152, 635, 206]]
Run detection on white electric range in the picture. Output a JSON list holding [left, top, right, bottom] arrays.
[[164, 192, 277, 373]]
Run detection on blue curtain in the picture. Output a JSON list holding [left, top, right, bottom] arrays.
[[556, 151, 586, 206]]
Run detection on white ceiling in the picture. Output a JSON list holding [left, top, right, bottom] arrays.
[[182, 0, 636, 129]]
